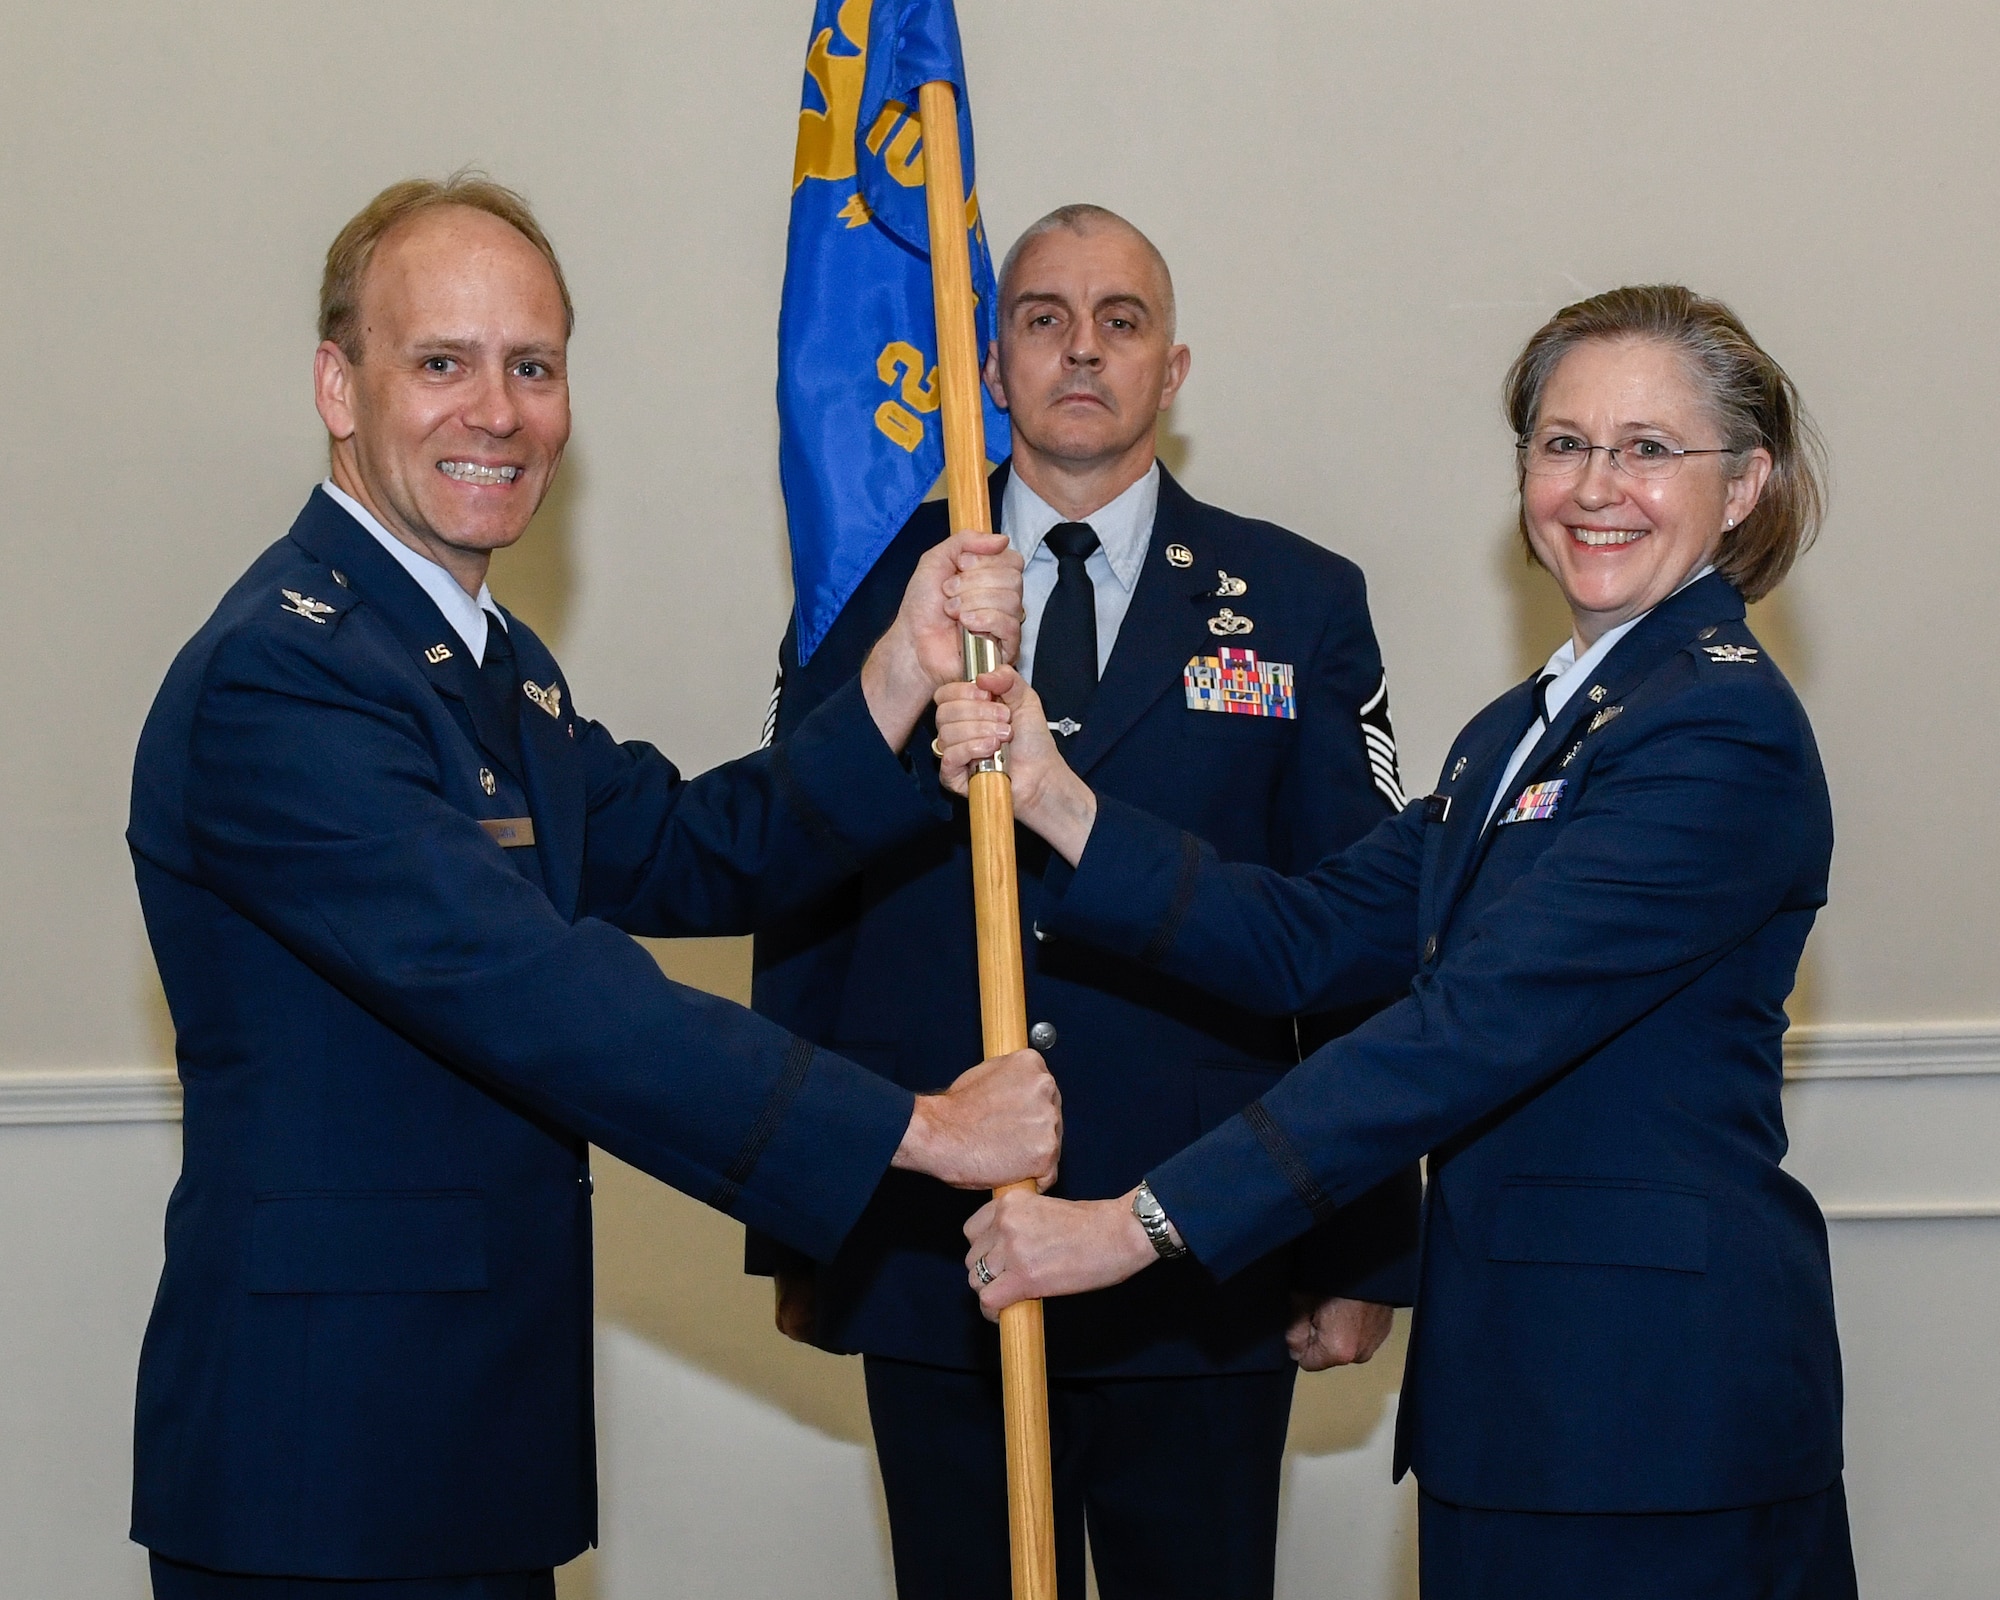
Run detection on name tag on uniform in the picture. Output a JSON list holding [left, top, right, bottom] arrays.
[[1183, 649, 1296, 719], [480, 817, 537, 848], [1496, 780, 1564, 826]]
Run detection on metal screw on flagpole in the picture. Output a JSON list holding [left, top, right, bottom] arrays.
[[919, 74, 1058, 1600]]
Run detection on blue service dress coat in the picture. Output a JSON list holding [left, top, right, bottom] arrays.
[[1041, 571, 1842, 1512], [750, 463, 1420, 1377], [125, 489, 939, 1580]]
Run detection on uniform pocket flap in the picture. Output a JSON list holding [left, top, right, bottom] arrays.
[[247, 1190, 488, 1294], [1488, 1178, 1708, 1274]]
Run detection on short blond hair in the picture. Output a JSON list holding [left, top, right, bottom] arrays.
[[1504, 285, 1826, 602], [319, 170, 574, 360]]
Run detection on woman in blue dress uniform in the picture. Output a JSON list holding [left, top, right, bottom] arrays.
[[934, 286, 1855, 1599]]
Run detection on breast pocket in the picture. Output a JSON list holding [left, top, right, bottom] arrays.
[[247, 1190, 488, 1294], [1487, 1177, 1709, 1274], [1181, 711, 1296, 747]]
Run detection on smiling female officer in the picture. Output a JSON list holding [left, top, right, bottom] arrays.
[[933, 286, 1853, 1598]]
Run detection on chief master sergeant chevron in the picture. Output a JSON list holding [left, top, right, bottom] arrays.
[[124, 173, 1057, 1600]]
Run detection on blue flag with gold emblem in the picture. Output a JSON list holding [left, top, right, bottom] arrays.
[[779, 0, 1008, 664]]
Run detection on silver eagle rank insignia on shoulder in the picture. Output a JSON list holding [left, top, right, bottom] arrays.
[[1703, 644, 1760, 664], [279, 589, 336, 624]]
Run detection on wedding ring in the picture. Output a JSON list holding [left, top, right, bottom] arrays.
[[931, 737, 944, 758], [973, 1255, 996, 1286]]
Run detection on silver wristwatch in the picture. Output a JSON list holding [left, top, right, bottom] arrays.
[[1132, 1181, 1188, 1260]]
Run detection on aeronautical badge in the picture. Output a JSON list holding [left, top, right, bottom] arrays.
[[1703, 644, 1760, 664], [1183, 649, 1296, 719], [1497, 778, 1566, 825], [1359, 675, 1407, 809], [1587, 704, 1624, 733], [279, 589, 335, 624], [522, 679, 563, 718]]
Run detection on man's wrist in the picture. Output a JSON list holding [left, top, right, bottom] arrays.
[[890, 1093, 939, 1175], [860, 631, 934, 751], [1130, 1181, 1188, 1260]]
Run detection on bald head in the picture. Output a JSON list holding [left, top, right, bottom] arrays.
[[999, 204, 1176, 342]]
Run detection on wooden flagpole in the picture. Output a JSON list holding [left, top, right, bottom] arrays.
[[916, 76, 1058, 1600]]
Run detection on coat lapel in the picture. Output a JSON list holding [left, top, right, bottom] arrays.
[[1060, 469, 1219, 777], [1432, 682, 1540, 913], [507, 618, 587, 921], [1438, 572, 1751, 915]]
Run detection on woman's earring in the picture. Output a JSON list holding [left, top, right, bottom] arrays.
[[1724, 518, 1735, 529]]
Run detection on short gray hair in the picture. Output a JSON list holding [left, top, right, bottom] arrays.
[[997, 204, 1177, 341]]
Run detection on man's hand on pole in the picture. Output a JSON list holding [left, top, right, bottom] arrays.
[[861, 531, 1024, 749], [893, 1047, 1061, 1192], [961, 1187, 1159, 1320]]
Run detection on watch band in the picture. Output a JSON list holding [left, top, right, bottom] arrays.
[[1132, 1181, 1189, 1260]]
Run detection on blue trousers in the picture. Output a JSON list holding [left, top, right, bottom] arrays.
[[1418, 1478, 1859, 1600], [864, 1355, 1298, 1600], [149, 1554, 556, 1599]]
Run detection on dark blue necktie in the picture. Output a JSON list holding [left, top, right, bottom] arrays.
[[1532, 671, 1558, 727], [1034, 522, 1101, 737], [478, 611, 525, 776]]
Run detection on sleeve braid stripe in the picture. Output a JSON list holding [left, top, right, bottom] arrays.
[[1138, 831, 1204, 968], [1242, 1101, 1338, 1226], [711, 1035, 817, 1215]]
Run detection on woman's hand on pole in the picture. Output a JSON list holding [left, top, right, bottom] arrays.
[[934, 667, 1098, 865], [962, 1188, 1159, 1320]]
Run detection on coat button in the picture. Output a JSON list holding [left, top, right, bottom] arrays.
[[1032, 922, 1047, 943], [1422, 935, 1438, 963], [1028, 1021, 1058, 1052]]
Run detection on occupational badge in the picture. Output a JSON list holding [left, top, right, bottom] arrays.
[[1497, 778, 1566, 825], [522, 680, 563, 718], [279, 589, 335, 624], [1183, 649, 1296, 719], [1211, 570, 1248, 598], [1206, 608, 1254, 637], [479, 768, 497, 797]]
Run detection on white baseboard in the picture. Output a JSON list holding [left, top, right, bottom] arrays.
[[5, 1021, 2000, 1125]]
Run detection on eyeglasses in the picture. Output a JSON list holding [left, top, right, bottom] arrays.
[[1517, 431, 1735, 482]]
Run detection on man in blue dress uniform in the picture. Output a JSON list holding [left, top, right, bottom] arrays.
[[749, 206, 1421, 1600], [125, 175, 1058, 1598]]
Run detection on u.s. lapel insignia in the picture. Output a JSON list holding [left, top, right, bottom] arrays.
[[1212, 570, 1248, 598], [479, 767, 497, 796], [1587, 685, 1607, 704], [1184, 649, 1296, 718], [1588, 704, 1624, 733], [522, 679, 563, 718], [279, 588, 335, 624], [425, 643, 453, 664], [1704, 643, 1760, 664], [1207, 608, 1254, 637], [1165, 543, 1194, 568]]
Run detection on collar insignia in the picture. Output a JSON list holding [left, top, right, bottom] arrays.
[[522, 679, 563, 719], [280, 589, 335, 624], [1703, 643, 1760, 664], [1165, 543, 1194, 568], [425, 643, 453, 664]]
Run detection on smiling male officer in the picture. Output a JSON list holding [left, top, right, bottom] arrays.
[[750, 204, 1420, 1600], [126, 173, 1056, 1599]]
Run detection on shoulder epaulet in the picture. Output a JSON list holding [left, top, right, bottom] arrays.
[[1684, 621, 1768, 672]]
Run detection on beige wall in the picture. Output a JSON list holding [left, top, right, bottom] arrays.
[[5, 2, 2000, 1597]]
